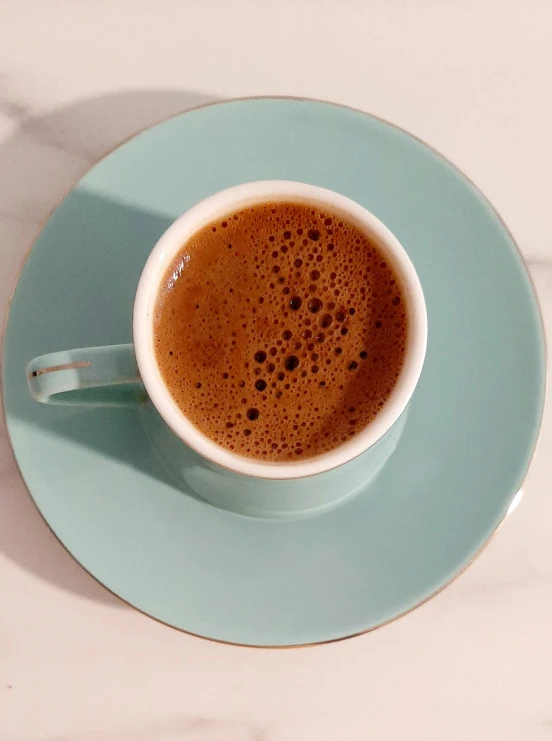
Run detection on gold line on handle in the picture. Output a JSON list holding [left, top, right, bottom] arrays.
[[28, 360, 91, 380]]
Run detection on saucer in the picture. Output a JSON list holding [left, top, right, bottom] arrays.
[[2, 98, 545, 646]]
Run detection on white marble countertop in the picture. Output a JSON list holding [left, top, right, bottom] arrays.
[[1, 2, 551, 739]]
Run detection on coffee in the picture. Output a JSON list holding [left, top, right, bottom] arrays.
[[154, 200, 407, 461]]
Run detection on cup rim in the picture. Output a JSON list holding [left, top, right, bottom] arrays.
[[133, 180, 427, 480]]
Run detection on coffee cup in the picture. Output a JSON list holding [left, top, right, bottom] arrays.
[[27, 181, 427, 482]]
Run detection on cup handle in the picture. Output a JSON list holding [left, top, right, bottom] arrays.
[[26, 344, 146, 406]]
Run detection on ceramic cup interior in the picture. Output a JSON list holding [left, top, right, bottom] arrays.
[[134, 181, 427, 479]]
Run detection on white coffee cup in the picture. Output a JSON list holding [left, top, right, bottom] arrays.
[[28, 181, 427, 481]]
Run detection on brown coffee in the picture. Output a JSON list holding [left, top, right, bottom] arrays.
[[154, 201, 407, 461]]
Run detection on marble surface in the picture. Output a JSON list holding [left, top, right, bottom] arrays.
[[0, 1, 551, 738]]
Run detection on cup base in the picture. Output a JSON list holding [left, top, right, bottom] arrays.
[[140, 402, 408, 519]]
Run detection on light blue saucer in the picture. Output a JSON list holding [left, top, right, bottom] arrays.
[[2, 98, 545, 646]]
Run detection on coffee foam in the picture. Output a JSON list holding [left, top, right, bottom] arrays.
[[154, 201, 407, 461]]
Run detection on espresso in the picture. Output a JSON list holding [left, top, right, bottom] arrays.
[[154, 201, 407, 461]]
